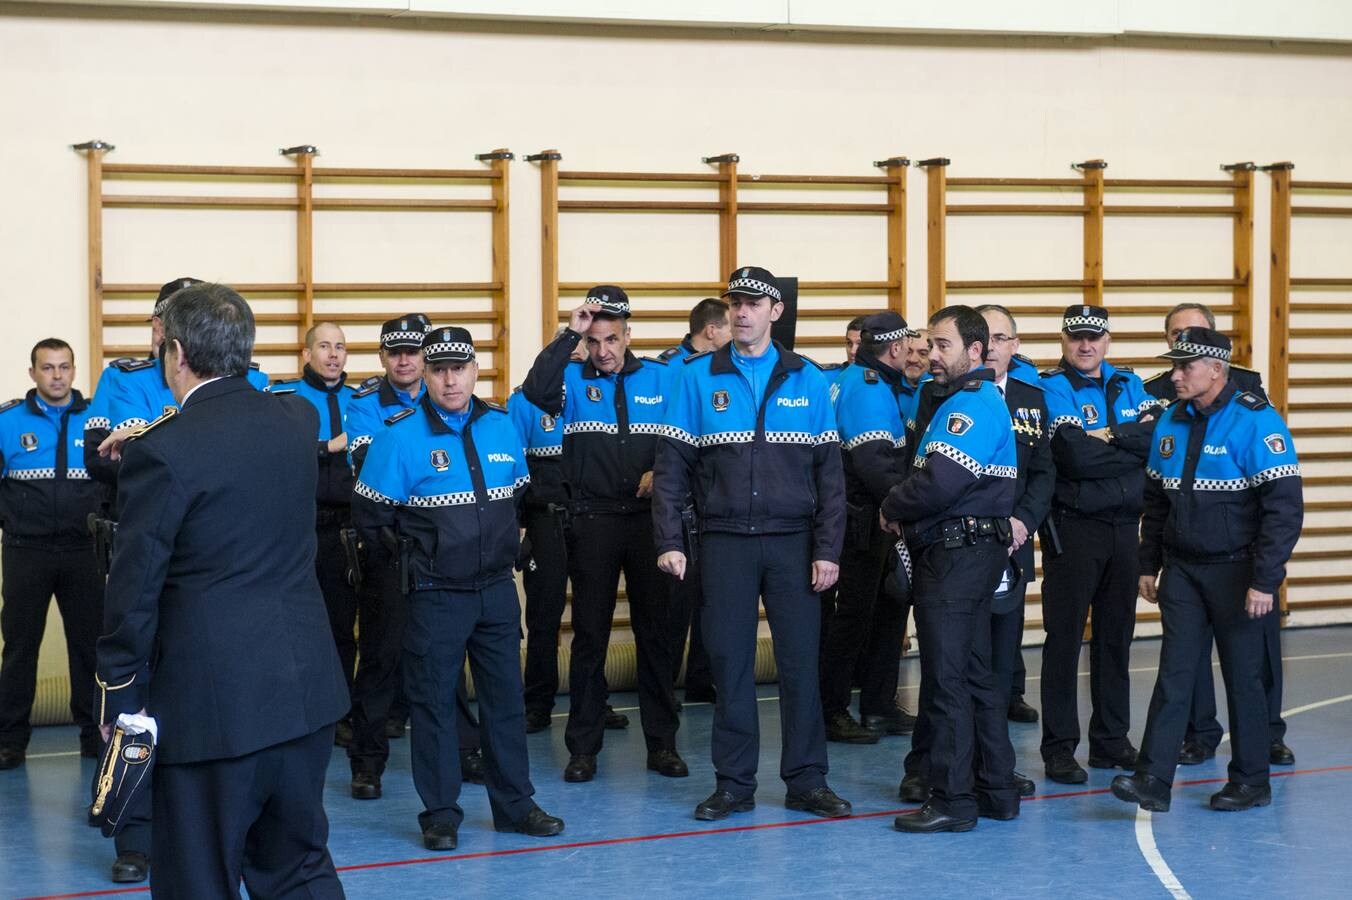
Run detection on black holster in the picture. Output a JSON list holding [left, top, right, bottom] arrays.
[[380, 526, 414, 596], [681, 504, 700, 564], [339, 527, 364, 588], [87, 514, 117, 580]]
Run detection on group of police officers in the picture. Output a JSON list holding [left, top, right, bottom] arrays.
[[0, 268, 1303, 889]]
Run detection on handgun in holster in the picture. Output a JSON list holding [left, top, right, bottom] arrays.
[[87, 514, 118, 580], [1037, 513, 1064, 559], [339, 527, 364, 588], [680, 503, 700, 565], [380, 526, 414, 597]]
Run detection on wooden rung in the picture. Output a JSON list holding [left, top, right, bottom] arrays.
[[1286, 598, 1352, 612], [553, 305, 887, 321], [556, 281, 897, 293], [104, 312, 301, 325], [935, 302, 1235, 316], [736, 202, 892, 213], [947, 279, 1090, 290], [1290, 281, 1352, 290], [312, 282, 502, 293], [101, 282, 305, 294], [1289, 402, 1352, 412], [103, 164, 297, 177], [1103, 205, 1241, 216], [312, 167, 497, 180], [946, 177, 1085, 187], [1306, 501, 1352, 511], [947, 278, 1242, 291], [557, 200, 722, 212], [1291, 205, 1352, 217], [1103, 178, 1234, 189], [1290, 354, 1352, 363], [1105, 278, 1244, 288], [1292, 548, 1352, 562], [311, 198, 496, 210], [1303, 525, 1352, 536], [558, 170, 724, 183], [1296, 450, 1352, 461], [1288, 574, 1352, 586], [1017, 330, 1186, 343], [947, 204, 1090, 215], [737, 174, 892, 185], [103, 195, 300, 209], [1291, 180, 1352, 191], [1291, 426, 1352, 436], [1305, 476, 1352, 487], [1291, 328, 1352, 338], [314, 311, 501, 324], [1290, 379, 1349, 388]]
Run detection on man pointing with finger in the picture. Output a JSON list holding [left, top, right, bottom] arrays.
[[653, 266, 850, 823]]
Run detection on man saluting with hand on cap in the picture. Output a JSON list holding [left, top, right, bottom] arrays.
[[654, 266, 851, 823]]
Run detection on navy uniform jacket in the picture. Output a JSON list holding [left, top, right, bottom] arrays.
[[1001, 376, 1056, 536], [521, 331, 670, 514], [352, 395, 529, 591], [267, 366, 357, 508], [344, 376, 426, 474], [832, 357, 910, 508], [507, 387, 568, 509], [882, 368, 1017, 536], [1040, 358, 1155, 521], [652, 342, 845, 564], [0, 390, 101, 548], [95, 377, 349, 765], [1140, 382, 1303, 594], [1143, 364, 1266, 407]]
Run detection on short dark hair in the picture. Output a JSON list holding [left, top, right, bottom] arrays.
[[1165, 302, 1216, 331], [974, 303, 1018, 337], [688, 298, 729, 335], [160, 283, 255, 379], [929, 305, 990, 360], [304, 321, 344, 350], [30, 338, 74, 368], [846, 316, 868, 334]]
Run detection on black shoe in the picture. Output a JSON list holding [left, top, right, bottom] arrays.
[[110, 851, 149, 884], [684, 685, 717, 705], [861, 705, 917, 736], [898, 773, 930, 803], [1178, 740, 1215, 766], [1088, 745, 1139, 770], [1270, 740, 1295, 766], [334, 719, 354, 748], [1045, 754, 1088, 785], [0, 747, 25, 770], [351, 773, 382, 800], [422, 823, 458, 851], [604, 706, 630, 730], [1110, 773, 1171, 812], [1007, 697, 1039, 724], [525, 708, 552, 734], [564, 754, 597, 783], [1014, 772, 1036, 798], [1210, 782, 1272, 811], [496, 804, 565, 837], [647, 749, 689, 778], [385, 717, 407, 739], [976, 795, 1020, 821], [694, 789, 755, 821], [786, 785, 852, 818], [894, 801, 977, 833], [825, 711, 880, 745], [460, 748, 486, 785]]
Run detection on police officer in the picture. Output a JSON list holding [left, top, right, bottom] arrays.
[[902, 330, 930, 391], [1038, 305, 1156, 785], [657, 298, 731, 706], [267, 322, 359, 745], [820, 311, 917, 745], [353, 327, 564, 850], [1111, 327, 1302, 813], [654, 265, 851, 822], [0, 339, 103, 768], [508, 330, 584, 733], [521, 287, 684, 783], [1142, 303, 1293, 768], [344, 314, 485, 796], [882, 306, 1020, 833]]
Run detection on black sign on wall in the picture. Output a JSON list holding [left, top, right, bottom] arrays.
[[769, 276, 798, 350]]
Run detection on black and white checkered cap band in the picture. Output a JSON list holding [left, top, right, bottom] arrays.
[[870, 327, 918, 343], [423, 341, 475, 360], [1167, 341, 1231, 362], [382, 330, 427, 348], [584, 296, 630, 316], [1063, 315, 1108, 332], [725, 277, 781, 302]]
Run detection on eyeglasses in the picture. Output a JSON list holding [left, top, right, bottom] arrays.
[[989, 333, 1016, 345]]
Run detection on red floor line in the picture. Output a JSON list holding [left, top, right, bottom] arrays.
[[19, 763, 1352, 900]]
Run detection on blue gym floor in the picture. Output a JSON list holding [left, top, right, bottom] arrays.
[[4, 626, 1351, 899]]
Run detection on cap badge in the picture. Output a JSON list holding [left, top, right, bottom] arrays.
[[1081, 403, 1099, 425], [430, 449, 450, 471], [946, 413, 973, 436], [586, 385, 602, 402], [19, 432, 37, 451], [540, 413, 556, 432], [1159, 435, 1175, 459], [712, 389, 730, 412], [122, 745, 151, 764]]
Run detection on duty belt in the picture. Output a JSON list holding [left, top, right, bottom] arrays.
[[908, 515, 1010, 550]]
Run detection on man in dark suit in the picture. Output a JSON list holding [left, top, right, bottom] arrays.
[[95, 283, 349, 898]]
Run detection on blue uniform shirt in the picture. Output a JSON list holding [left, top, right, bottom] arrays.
[[268, 365, 358, 507], [832, 359, 910, 506], [507, 387, 567, 508], [107, 359, 269, 432], [344, 377, 426, 473], [352, 395, 529, 590], [0, 389, 101, 546]]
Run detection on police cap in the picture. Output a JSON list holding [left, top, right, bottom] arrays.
[[859, 310, 915, 344], [150, 277, 203, 320], [1062, 304, 1110, 336], [723, 266, 782, 303], [380, 313, 433, 350], [1158, 326, 1231, 363], [584, 286, 631, 319], [422, 326, 475, 364]]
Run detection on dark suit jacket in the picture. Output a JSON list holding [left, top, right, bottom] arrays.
[[95, 376, 349, 765], [1003, 377, 1055, 538]]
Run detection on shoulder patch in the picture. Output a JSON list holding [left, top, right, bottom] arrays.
[[126, 407, 178, 441], [683, 350, 712, 364], [268, 387, 297, 395], [863, 368, 879, 384], [658, 346, 681, 361], [483, 399, 508, 413], [1236, 391, 1269, 411], [354, 376, 383, 398], [0, 398, 22, 414], [249, 361, 261, 371], [1010, 377, 1043, 391], [641, 356, 669, 367], [1014, 353, 1036, 367], [1039, 367, 1063, 378], [961, 380, 983, 392], [114, 358, 155, 373], [1232, 364, 1258, 374], [1115, 365, 1135, 373], [1143, 371, 1168, 384], [383, 407, 416, 426]]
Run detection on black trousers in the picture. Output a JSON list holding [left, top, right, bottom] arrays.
[[404, 580, 536, 831], [819, 514, 899, 717], [348, 572, 478, 777], [1039, 515, 1138, 761], [1185, 605, 1286, 750], [992, 539, 1034, 709], [1137, 559, 1271, 788], [565, 510, 678, 756], [669, 555, 714, 695], [521, 504, 570, 714], [904, 538, 1018, 819], [315, 519, 358, 702], [701, 531, 828, 798], [152, 724, 343, 899], [0, 543, 102, 750]]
